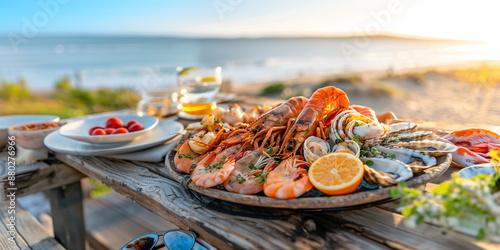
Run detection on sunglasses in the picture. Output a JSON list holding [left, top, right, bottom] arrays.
[[120, 229, 211, 250]]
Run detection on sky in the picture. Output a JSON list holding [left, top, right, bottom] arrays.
[[1, 0, 500, 41]]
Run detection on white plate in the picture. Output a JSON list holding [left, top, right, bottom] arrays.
[[44, 119, 183, 156], [59, 114, 158, 144], [0, 115, 60, 147]]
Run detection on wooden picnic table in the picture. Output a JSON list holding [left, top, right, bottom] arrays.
[[2, 95, 500, 250]]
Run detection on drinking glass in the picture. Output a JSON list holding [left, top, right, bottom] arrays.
[[177, 66, 222, 119], [136, 69, 179, 118]]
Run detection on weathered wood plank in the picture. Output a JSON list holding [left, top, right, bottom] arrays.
[[56, 153, 389, 250], [0, 201, 65, 250], [330, 207, 500, 250], [0, 161, 85, 200], [85, 192, 177, 249], [48, 181, 88, 250]]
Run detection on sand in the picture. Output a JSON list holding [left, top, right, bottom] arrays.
[[232, 61, 500, 129]]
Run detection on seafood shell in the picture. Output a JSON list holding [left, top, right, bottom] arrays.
[[332, 140, 360, 157], [386, 131, 437, 143], [361, 157, 413, 186], [391, 140, 457, 157], [330, 110, 387, 142], [387, 122, 418, 135], [373, 145, 436, 173], [303, 136, 330, 164]]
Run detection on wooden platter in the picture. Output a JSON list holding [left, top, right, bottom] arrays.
[[165, 151, 452, 210]]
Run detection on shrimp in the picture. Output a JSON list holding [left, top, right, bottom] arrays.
[[246, 96, 308, 137], [263, 156, 313, 199], [224, 148, 276, 194], [350, 104, 378, 122], [174, 140, 202, 173], [191, 144, 242, 188], [281, 86, 350, 157]]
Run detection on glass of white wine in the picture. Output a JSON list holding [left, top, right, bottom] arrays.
[[177, 66, 222, 119]]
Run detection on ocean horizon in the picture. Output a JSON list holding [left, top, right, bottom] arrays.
[[0, 34, 497, 91]]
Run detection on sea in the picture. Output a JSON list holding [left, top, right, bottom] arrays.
[[0, 35, 498, 91]]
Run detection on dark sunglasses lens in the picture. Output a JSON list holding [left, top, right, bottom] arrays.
[[121, 233, 159, 250], [163, 230, 195, 250]]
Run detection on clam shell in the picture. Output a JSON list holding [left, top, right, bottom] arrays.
[[361, 157, 413, 186], [303, 136, 330, 164], [332, 140, 360, 157], [373, 145, 437, 173], [391, 140, 457, 157]]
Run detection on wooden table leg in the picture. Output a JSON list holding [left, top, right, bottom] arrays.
[[48, 181, 88, 250]]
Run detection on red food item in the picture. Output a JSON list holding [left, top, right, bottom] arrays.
[[126, 120, 140, 128], [89, 126, 104, 135], [128, 122, 144, 132], [104, 128, 115, 135], [105, 117, 124, 128], [111, 127, 129, 134], [91, 128, 106, 135]]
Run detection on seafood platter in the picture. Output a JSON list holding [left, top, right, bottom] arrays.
[[165, 86, 461, 209]]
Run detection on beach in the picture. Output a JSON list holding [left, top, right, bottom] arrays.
[[233, 61, 500, 130]]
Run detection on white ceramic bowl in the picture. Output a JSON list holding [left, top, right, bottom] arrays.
[[59, 114, 158, 144], [8, 121, 63, 150], [0, 115, 60, 148]]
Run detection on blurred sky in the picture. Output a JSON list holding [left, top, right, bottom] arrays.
[[1, 0, 500, 41]]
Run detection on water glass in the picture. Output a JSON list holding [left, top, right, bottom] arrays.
[[136, 90, 178, 118], [177, 66, 222, 119]]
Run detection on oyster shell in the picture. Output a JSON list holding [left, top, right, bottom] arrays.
[[332, 140, 360, 157], [385, 131, 437, 143], [391, 140, 457, 157], [303, 136, 330, 164], [361, 157, 413, 186], [373, 145, 437, 173], [387, 122, 418, 135]]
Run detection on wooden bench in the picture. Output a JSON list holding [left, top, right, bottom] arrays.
[[0, 201, 64, 250]]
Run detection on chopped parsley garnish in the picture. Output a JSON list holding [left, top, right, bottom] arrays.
[[365, 160, 374, 166], [255, 172, 268, 183], [177, 152, 195, 159], [214, 119, 220, 123], [236, 174, 246, 183], [335, 139, 343, 144], [266, 148, 274, 155], [202, 156, 226, 173], [352, 135, 362, 146], [388, 154, 397, 159], [360, 150, 368, 157], [248, 163, 257, 170]]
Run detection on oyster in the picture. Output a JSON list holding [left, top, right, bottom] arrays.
[[373, 145, 437, 173], [332, 140, 360, 157], [303, 136, 330, 164], [387, 122, 418, 135], [391, 140, 457, 157], [385, 131, 437, 143], [361, 157, 413, 186]]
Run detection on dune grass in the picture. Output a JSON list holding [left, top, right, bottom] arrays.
[[0, 77, 140, 118]]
